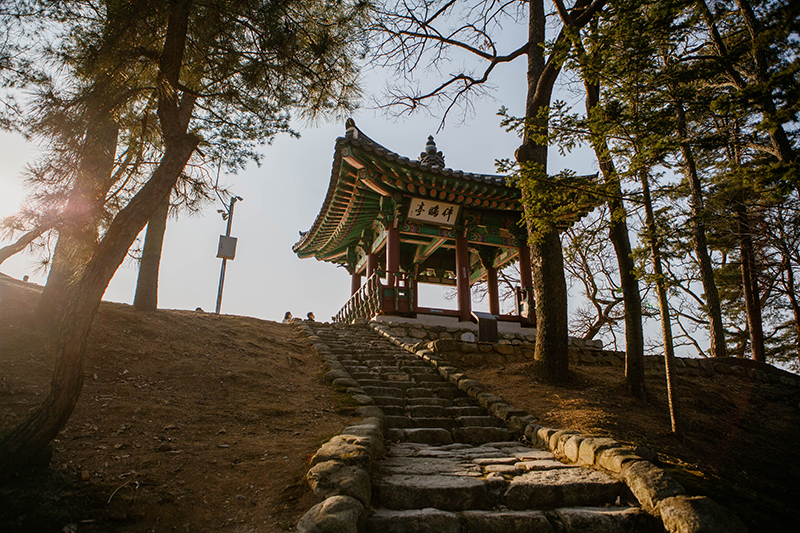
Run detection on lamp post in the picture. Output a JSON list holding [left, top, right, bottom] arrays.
[[215, 195, 243, 314]]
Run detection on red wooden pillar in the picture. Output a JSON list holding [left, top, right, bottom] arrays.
[[386, 223, 400, 287], [367, 253, 378, 279], [350, 272, 362, 295], [519, 240, 534, 324], [411, 277, 419, 312], [456, 230, 471, 322], [487, 264, 500, 316]]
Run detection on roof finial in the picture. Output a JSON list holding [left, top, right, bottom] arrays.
[[419, 135, 445, 168], [345, 118, 358, 139]]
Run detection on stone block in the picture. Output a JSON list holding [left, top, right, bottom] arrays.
[[476, 392, 503, 410], [311, 435, 372, 467], [578, 438, 620, 466], [431, 339, 459, 352], [495, 344, 515, 355], [458, 378, 482, 394], [622, 460, 686, 511], [657, 495, 747, 533], [452, 426, 514, 445], [408, 327, 428, 339], [332, 377, 358, 389], [374, 474, 491, 512], [503, 468, 622, 510], [563, 435, 584, 463], [489, 402, 527, 421], [306, 461, 371, 506], [324, 369, 351, 382], [537, 427, 558, 450], [403, 428, 454, 445], [460, 341, 478, 353], [555, 507, 661, 533], [350, 394, 374, 405], [354, 406, 384, 420], [296, 495, 363, 533], [524, 423, 543, 444], [507, 414, 536, 434], [596, 447, 641, 474], [367, 508, 459, 533]]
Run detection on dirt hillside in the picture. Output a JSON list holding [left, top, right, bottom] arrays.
[[1, 273, 354, 532], [2, 272, 799, 532]]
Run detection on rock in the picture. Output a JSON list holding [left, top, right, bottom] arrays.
[[563, 435, 584, 463], [325, 369, 352, 382], [350, 394, 374, 405], [311, 435, 372, 467], [296, 495, 363, 533], [408, 327, 428, 339], [457, 342, 476, 353], [461, 332, 476, 342], [657, 495, 747, 533], [495, 344, 515, 355], [622, 460, 685, 511], [306, 461, 371, 506], [596, 447, 641, 473], [332, 377, 359, 389], [578, 438, 619, 466]]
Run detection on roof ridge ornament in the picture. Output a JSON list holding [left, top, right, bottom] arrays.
[[419, 135, 445, 168], [345, 117, 358, 139]]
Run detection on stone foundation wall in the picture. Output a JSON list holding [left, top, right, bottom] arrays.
[[369, 318, 800, 388]]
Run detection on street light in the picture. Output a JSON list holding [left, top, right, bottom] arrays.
[[215, 195, 243, 314]]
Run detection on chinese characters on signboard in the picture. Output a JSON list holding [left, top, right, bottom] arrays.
[[407, 198, 459, 226]]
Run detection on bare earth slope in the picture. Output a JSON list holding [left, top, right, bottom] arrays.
[[2, 272, 799, 531], [0, 273, 353, 532]]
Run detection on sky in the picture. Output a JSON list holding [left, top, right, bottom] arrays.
[[0, 32, 599, 326]]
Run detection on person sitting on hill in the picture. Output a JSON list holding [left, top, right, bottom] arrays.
[[306, 312, 315, 322], [282, 311, 294, 324]]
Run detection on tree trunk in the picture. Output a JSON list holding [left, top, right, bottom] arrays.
[[640, 169, 680, 433], [782, 258, 800, 361], [516, 0, 571, 383], [34, 108, 120, 326], [0, 0, 198, 477], [133, 193, 171, 311], [0, 133, 198, 477], [583, 77, 646, 399], [675, 101, 726, 358], [735, 200, 765, 362]]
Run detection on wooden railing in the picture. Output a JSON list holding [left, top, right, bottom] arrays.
[[333, 272, 415, 323], [334, 273, 383, 323]]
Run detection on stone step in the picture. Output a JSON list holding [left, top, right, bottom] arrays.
[[373, 474, 491, 512], [386, 428, 455, 445], [385, 416, 460, 430], [373, 465, 622, 513], [405, 397, 453, 407], [452, 427, 515, 445], [367, 507, 660, 533], [455, 416, 505, 428], [362, 385, 405, 397]]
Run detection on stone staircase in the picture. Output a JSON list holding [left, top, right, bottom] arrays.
[[309, 323, 661, 532]]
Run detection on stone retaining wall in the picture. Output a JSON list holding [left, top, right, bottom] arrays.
[[373, 318, 800, 388]]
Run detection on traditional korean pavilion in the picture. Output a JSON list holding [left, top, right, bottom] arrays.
[[293, 119, 536, 325]]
